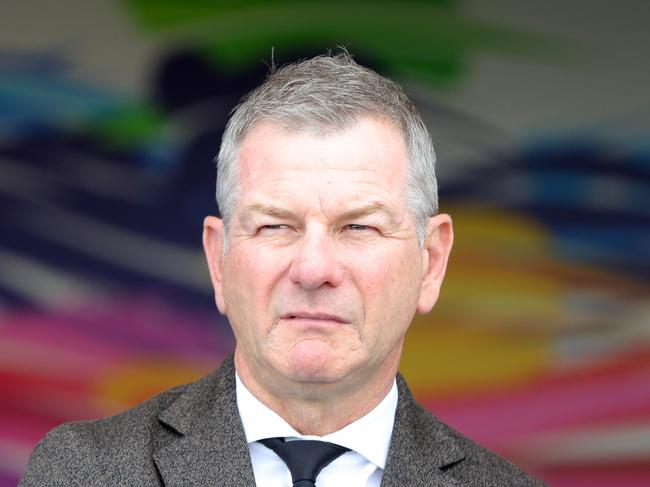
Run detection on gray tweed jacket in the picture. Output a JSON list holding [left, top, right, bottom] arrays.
[[20, 355, 545, 486]]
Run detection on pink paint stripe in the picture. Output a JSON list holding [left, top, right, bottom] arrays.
[[0, 336, 126, 377], [0, 296, 231, 358], [424, 367, 650, 444]]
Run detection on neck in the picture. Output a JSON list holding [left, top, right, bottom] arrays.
[[235, 349, 401, 436]]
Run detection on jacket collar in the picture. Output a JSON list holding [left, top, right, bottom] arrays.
[[380, 374, 467, 487], [152, 354, 256, 486]]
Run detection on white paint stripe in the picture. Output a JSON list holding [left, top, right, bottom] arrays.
[[0, 439, 34, 476], [520, 422, 650, 465], [0, 249, 110, 307], [17, 208, 211, 291]]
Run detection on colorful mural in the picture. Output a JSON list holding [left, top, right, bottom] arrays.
[[1, 1, 649, 485]]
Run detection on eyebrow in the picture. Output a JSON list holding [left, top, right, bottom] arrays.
[[243, 203, 297, 220], [243, 202, 398, 224], [338, 202, 398, 224]]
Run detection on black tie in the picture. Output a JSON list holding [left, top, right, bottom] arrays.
[[259, 437, 349, 487]]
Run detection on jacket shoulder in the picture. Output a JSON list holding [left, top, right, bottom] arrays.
[[420, 408, 546, 486], [388, 375, 547, 486], [19, 382, 190, 486]]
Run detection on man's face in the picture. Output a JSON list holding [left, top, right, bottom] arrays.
[[204, 117, 452, 396]]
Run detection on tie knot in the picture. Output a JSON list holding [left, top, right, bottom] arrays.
[[260, 437, 349, 486]]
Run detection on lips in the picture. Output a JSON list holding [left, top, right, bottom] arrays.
[[280, 312, 349, 324]]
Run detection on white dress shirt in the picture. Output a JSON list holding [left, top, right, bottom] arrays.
[[236, 373, 398, 487]]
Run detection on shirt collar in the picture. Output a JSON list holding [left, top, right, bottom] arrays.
[[236, 372, 397, 469]]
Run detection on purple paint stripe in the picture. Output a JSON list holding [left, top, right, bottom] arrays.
[[0, 472, 20, 487]]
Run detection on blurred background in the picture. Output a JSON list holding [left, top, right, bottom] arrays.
[[1, 1, 649, 485]]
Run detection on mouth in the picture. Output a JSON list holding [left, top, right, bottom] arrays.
[[280, 312, 349, 324]]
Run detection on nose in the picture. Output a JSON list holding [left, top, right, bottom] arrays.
[[288, 226, 344, 290]]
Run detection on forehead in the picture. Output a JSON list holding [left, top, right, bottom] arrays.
[[235, 118, 409, 198]]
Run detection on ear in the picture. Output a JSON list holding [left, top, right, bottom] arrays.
[[203, 216, 227, 315], [417, 213, 454, 314]]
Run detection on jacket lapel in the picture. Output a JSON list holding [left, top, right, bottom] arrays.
[[381, 375, 467, 487], [152, 355, 256, 486], [151, 359, 468, 486]]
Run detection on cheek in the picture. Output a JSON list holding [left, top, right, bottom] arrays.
[[352, 246, 422, 324], [223, 246, 289, 315], [356, 242, 420, 286]]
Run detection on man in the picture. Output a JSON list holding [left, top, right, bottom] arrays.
[[21, 52, 544, 486]]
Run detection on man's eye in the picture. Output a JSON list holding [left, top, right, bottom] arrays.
[[259, 224, 290, 231], [345, 224, 373, 231]]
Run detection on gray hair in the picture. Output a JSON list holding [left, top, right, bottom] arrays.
[[215, 51, 438, 245]]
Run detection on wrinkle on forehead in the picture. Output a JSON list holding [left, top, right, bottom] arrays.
[[234, 117, 411, 221]]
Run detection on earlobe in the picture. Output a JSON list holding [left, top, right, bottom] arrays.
[[417, 213, 454, 314], [203, 216, 227, 315]]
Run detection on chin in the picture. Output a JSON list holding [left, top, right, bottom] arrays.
[[284, 340, 347, 384]]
